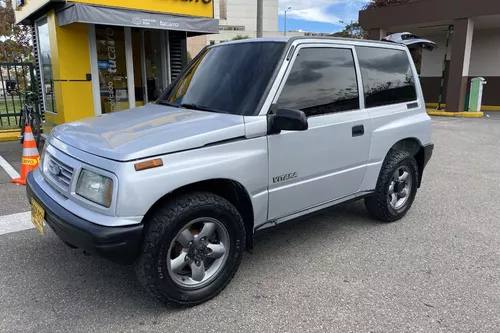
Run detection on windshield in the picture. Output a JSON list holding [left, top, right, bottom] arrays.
[[158, 41, 287, 116]]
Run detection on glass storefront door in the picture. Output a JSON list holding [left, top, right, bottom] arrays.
[[91, 25, 169, 114], [133, 29, 168, 107], [95, 25, 129, 114]]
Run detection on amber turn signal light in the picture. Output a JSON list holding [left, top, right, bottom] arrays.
[[134, 158, 164, 171]]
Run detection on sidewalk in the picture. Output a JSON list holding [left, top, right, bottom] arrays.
[[0, 129, 21, 142]]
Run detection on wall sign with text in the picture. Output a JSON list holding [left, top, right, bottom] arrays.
[[70, 0, 215, 19], [180, 0, 212, 3]]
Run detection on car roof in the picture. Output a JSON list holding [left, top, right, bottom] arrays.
[[209, 36, 407, 49]]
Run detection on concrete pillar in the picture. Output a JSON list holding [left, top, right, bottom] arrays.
[[366, 29, 387, 41], [445, 18, 474, 111], [256, 0, 263, 38]]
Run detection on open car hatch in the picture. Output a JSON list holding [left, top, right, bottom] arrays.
[[383, 32, 438, 51]]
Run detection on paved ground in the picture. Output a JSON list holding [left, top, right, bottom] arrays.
[[0, 116, 499, 333], [0, 141, 31, 216]]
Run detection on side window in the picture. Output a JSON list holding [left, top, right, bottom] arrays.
[[355, 46, 417, 108], [277, 47, 359, 117]]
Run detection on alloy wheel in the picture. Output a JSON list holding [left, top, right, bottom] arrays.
[[167, 217, 230, 289]]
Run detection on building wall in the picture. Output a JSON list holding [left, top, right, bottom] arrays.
[[187, 0, 303, 57], [419, 28, 500, 106], [187, 35, 208, 58], [45, 11, 94, 127], [420, 32, 452, 77], [468, 29, 500, 76], [216, 0, 277, 32]]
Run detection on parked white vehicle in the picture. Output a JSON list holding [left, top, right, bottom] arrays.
[[27, 36, 434, 308]]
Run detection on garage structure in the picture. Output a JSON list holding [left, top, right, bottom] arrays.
[[359, 0, 500, 111]]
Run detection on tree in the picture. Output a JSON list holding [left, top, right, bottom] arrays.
[[332, 21, 365, 39], [331, 0, 421, 72], [362, 0, 420, 71], [332, 0, 412, 39], [363, 0, 411, 10], [0, 0, 33, 62], [231, 35, 249, 40]]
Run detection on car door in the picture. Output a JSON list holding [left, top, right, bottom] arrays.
[[267, 43, 372, 220]]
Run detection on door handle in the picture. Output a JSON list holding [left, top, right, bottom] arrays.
[[352, 125, 364, 137]]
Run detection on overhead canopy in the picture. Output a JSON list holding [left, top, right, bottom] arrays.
[[56, 3, 219, 35]]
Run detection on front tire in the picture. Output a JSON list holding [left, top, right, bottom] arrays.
[[365, 149, 419, 222], [135, 192, 246, 308]]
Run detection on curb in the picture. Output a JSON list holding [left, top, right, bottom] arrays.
[[427, 110, 484, 118], [426, 103, 500, 111], [0, 130, 21, 142]]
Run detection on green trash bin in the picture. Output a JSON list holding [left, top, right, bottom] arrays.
[[468, 77, 487, 112], [464, 92, 470, 111]]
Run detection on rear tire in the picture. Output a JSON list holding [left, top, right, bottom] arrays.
[[365, 149, 419, 222], [135, 192, 246, 308]]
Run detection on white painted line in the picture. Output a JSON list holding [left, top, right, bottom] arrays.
[[0, 211, 34, 236], [0, 155, 20, 179]]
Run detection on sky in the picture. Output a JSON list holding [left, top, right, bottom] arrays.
[[278, 0, 370, 34]]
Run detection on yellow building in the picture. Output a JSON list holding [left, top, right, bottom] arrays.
[[13, 0, 218, 132]]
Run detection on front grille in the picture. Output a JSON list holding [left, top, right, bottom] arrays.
[[46, 154, 74, 190]]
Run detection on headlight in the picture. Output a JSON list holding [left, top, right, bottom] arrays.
[[76, 169, 113, 207]]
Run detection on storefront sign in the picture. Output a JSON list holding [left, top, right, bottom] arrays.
[[131, 17, 181, 28], [96, 26, 128, 114], [180, 0, 212, 3], [105, 28, 117, 112]]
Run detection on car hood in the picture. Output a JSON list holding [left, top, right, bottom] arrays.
[[50, 104, 246, 161]]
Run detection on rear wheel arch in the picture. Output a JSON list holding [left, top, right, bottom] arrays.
[[390, 138, 426, 187], [391, 138, 422, 156], [143, 179, 255, 251]]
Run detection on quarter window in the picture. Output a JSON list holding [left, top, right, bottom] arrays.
[[355, 46, 417, 108], [277, 47, 359, 117]]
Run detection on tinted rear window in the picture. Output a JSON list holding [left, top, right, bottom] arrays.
[[355, 46, 417, 108]]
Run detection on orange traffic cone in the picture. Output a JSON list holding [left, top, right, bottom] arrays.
[[12, 125, 40, 185]]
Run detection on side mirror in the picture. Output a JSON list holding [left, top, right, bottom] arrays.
[[272, 108, 308, 132]]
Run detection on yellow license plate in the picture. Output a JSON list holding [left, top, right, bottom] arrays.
[[31, 198, 45, 235]]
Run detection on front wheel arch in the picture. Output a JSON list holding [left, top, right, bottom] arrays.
[[142, 179, 255, 251]]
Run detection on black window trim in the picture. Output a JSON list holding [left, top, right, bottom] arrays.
[[355, 45, 419, 110], [270, 43, 364, 119]]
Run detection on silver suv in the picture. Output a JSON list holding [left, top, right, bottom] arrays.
[[27, 37, 434, 308]]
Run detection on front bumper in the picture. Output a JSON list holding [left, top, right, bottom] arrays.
[[26, 172, 143, 265]]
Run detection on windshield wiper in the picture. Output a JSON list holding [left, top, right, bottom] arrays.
[[157, 100, 183, 108], [180, 103, 229, 114]]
